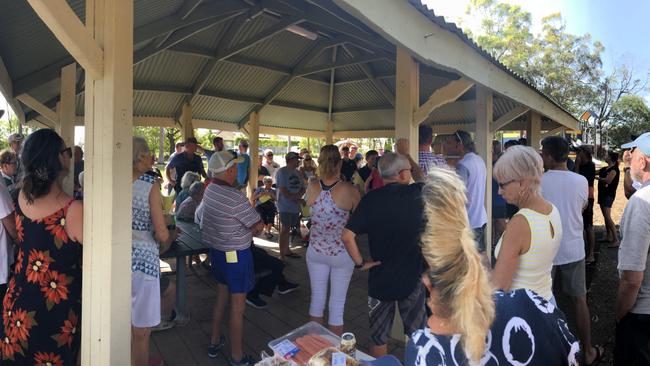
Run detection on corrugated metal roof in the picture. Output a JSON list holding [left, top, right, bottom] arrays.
[[274, 78, 329, 108], [334, 80, 387, 109], [135, 51, 209, 89], [181, 21, 229, 50], [238, 30, 314, 68], [134, 91, 186, 117], [134, 0, 183, 28], [260, 105, 327, 130], [332, 110, 394, 130], [226, 15, 277, 50], [419, 74, 455, 105], [0, 1, 69, 80], [204, 61, 285, 99], [191, 95, 253, 122]]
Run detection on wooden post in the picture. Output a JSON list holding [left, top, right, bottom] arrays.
[[325, 119, 334, 145], [81, 0, 133, 364], [181, 102, 193, 141], [527, 111, 542, 150], [475, 85, 493, 261], [287, 135, 292, 153], [59, 63, 76, 195], [394, 47, 418, 159], [248, 111, 260, 194], [158, 127, 165, 163]]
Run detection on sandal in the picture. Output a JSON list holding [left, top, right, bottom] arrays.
[[585, 344, 604, 366]]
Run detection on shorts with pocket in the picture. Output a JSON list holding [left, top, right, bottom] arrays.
[[279, 212, 300, 228], [210, 247, 255, 294], [132, 272, 161, 328], [552, 259, 587, 297], [368, 282, 427, 346]]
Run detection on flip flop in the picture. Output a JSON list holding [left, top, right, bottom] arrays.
[[585, 344, 604, 366]]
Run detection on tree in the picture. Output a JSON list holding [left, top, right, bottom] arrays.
[[165, 128, 181, 156], [607, 94, 650, 147]]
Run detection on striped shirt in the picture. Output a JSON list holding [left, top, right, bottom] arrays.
[[201, 180, 261, 251], [418, 151, 448, 175]]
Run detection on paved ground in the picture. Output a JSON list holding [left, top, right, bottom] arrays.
[[152, 234, 406, 366]]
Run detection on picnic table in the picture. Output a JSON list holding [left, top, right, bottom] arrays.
[[160, 219, 209, 322]]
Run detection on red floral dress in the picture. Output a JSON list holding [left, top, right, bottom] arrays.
[[0, 199, 82, 365]]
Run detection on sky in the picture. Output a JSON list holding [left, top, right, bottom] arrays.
[[2, 0, 649, 126]]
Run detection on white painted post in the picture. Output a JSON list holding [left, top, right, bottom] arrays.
[[81, 0, 133, 364], [181, 102, 193, 141], [527, 111, 542, 150], [475, 85, 493, 262], [59, 63, 76, 195], [325, 119, 334, 145], [248, 111, 260, 194], [287, 135, 292, 153], [395, 47, 418, 160], [158, 127, 165, 164]]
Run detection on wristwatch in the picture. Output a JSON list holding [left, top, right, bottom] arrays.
[[354, 259, 365, 269]]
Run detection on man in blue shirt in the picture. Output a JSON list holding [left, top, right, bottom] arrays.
[[165, 137, 206, 192], [200, 136, 225, 161], [236, 140, 251, 189]]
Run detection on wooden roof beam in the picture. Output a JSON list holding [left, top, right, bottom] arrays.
[[490, 106, 530, 132], [27, 0, 104, 79], [294, 53, 390, 77], [0, 57, 25, 123], [16, 93, 58, 125], [413, 78, 474, 126]]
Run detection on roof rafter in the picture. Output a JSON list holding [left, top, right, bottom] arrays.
[[294, 52, 390, 77], [413, 78, 474, 125], [0, 57, 25, 123], [340, 44, 394, 107], [327, 46, 337, 118]]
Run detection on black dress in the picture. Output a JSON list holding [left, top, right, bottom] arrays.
[[597, 165, 620, 206], [1, 199, 82, 365]]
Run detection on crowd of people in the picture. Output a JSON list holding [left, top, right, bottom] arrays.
[[0, 126, 647, 366]]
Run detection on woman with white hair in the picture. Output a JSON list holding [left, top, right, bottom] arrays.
[[405, 167, 579, 365], [131, 136, 179, 366], [176, 181, 204, 221], [492, 145, 562, 302], [174, 171, 201, 211]]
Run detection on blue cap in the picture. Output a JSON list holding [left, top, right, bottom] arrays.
[[622, 132, 650, 155]]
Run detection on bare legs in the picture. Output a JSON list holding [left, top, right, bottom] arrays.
[[279, 223, 290, 259], [600, 205, 619, 247], [211, 284, 247, 362], [131, 326, 151, 366], [584, 226, 596, 263], [161, 280, 176, 320], [572, 295, 599, 364]]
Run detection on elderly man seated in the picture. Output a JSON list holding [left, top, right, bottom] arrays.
[[176, 181, 203, 221]]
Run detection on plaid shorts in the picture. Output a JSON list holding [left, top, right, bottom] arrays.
[[368, 282, 427, 346]]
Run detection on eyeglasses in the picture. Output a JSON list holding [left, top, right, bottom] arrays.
[[60, 147, 72, 157], [498, 180, 516, 189]]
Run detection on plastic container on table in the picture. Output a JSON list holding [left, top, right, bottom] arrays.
[[267, 322, 374, 365]]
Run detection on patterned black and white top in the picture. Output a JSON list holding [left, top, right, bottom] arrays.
[[405, 289, 580, 366], [132, 173, 159, 278]]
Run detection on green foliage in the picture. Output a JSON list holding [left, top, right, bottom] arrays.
[[133, 126, 169, 160], [607, 95, 650, 147], [0, 117, 29, 150]]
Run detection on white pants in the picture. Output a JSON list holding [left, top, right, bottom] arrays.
[[306, 247, 354, 326]]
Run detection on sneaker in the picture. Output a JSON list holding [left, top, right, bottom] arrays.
[[245, 295, 268, 309], [229, 354, 256, 366], [207, 335, 225, 358], [277, 282, 299, 295], [150, 319, 175, 332]]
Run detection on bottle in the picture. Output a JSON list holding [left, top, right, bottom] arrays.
[[339, 333, 356, 357]]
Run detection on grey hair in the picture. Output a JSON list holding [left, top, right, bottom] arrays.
[[133, 136, 150, 164], [180, 171, 201, 190], [378, 152, 410, 179], [262, 175, 273, 184], [188, 181, 203, 198]]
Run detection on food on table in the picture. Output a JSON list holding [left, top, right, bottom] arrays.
[[291, 334, 335, 365], [307, 347, 360, 366]]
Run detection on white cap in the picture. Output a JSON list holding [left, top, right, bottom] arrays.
[[208, 150, 244, 174]]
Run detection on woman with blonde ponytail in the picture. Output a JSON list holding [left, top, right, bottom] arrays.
[[405, 167, 581, 366]]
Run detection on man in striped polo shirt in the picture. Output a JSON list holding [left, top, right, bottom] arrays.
[[202, 150, 263, 366]]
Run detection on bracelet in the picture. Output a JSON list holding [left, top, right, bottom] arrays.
[[354, 259, 365, 269]]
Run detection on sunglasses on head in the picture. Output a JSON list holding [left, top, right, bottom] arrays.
[[60, 147, 72, 157]]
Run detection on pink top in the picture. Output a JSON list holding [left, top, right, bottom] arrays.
[[309, 181, 350, 256]]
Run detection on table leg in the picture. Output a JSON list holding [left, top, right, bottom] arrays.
[[175, 254, 189, 323]]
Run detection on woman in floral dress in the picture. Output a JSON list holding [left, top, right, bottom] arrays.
[[0, 129, 83, 365]]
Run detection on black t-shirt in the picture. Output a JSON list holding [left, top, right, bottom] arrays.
[[358, 165, 372, 182], [340, 159, 358, 182], [578, 161, 596, 187], [168, 153, 206, 192], [598, 165, 620, 199], [345, 182, 426, 301]]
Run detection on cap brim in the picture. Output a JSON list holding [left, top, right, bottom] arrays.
[[621, 141, 638, 149]]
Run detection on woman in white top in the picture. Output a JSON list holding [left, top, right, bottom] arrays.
[[492, 145, 562, 301]]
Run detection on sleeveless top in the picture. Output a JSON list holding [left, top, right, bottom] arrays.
[[132, 174, 159, 279], [309, 181, 350, 256], [495, 205, 563, 300], [1, 198, 82, 364]]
